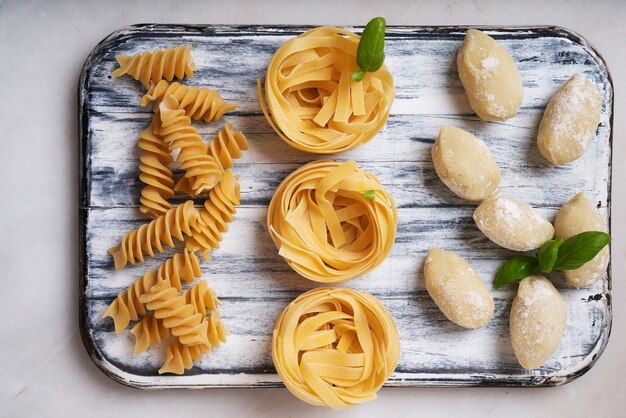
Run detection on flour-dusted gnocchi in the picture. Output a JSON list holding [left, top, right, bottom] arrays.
[[537, 74, 602, 164], [510, 275, 566, 369], [457, 29, 523, 121], [554, 192, 610, 288], [473, 196, 554, 251], [431, 126, 501, 201], [423, 248, 494, 329]]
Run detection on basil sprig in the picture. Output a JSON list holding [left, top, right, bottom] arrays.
[[553, 231, 610, 270], [494, 231, 610, 289], [495, 256, 538, 290], [351, 17, 386, 82], [363, 190, 376, 200], [537, 238, 563, 273]]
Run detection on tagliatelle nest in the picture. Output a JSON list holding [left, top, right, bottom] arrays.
[[267, 160, 397, 283], [272, 287, 400, 410], [259, 26, 395, 154]]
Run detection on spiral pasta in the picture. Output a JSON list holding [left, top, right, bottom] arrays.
[[259, 26, 395, 154], [268, 160, 397, 283], [130, 314, 170, 355], [175, 124, 248, 195], [141, 80, 236, 122], [272, 287, 399, 409], [139, 280, 210, 347], [108, 200, 202, 270], [159, 95, 223, 195], [102, 249, 202, 333], [138, 118, 175, 218], [159, 338, 204, 375], [158, 311, 229, 375], [186, 169, 241, 257], [112, 45, 196, 88]]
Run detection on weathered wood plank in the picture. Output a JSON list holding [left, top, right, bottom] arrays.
[[79, 25, 613, 388]]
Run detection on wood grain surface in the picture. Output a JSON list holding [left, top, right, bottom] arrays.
[[79, 25, 613, 388]]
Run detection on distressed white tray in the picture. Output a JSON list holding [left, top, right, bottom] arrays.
[[79, 25, 613, 388]]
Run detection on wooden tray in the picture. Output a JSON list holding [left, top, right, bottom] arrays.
[[79, 25, 613, 388]]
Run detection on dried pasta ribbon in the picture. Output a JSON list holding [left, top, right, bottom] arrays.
[[112, 45, 196, 88], [130, 314, 170, 355], [272, 287, 399, 410], [159, 95, 223, 195], [108, 200, 202, 270], [186, 169, 241, 258], [259, 26, 395, 154], [138, 117, 175, 218], [267, 160, 397, 283], [141, 80, 236, 122], [175, 124, 249, 194], [102, 249, 202, 332]]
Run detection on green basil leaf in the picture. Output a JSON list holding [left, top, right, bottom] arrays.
[[553, 231, 610, 271], [356, 17, 386, 74], [363, 190, 375, 200], [494, 256, 538, 289], [537, 239, 563, 273], [351, 69, 365, 81]]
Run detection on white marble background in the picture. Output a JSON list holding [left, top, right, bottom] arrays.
[[1, 0, 624, 416]]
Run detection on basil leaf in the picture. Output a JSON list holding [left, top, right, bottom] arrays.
[[494, 256, 538, 289], [537, 239, 563, 273], [553, 231, 610, 271], [351, 69, 365, 81], [363, 190, 375, 200], [356, 17, 386, 74]]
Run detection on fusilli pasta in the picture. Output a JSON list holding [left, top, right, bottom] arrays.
[[186, 169, 241, 257], [108, 200, 202, 270], [138, 118, 175, 218], [102, 249, 202, 333], [159, 95, 223, 195], [174, 124, 248, 194], [130, 314, 170, 355], [159, 338, 203, 375], [112, 45, 196, 88], [141, 80, 236, 122], [139, 280, 210, 347]]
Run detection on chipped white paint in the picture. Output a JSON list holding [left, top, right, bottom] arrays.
[[79, 25, 613, 388]]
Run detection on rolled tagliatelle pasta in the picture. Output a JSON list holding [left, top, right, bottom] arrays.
[[259, 26, 395, 154], [272, 287, 400, 410], [267, 160, 397, 283]]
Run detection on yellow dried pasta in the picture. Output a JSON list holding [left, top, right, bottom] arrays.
[[112, 45, 196, 88], [102, 249, 202, 333], [130, 314, 170, 355], [158, 311, 229, 375], [272, 287, 399, 409], [159, 95, 223, 195], [259, 26, 395, 154], [138, 117, 175, 218], [141, 80, 236, 122], [175, 124, 249, 195], [267, 160, 397, 283], [108, 200, 202, 270], [139, 280, 210, 347], [186, 169, 241, 258]]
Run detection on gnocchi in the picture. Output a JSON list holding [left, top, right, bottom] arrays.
[[510, 275, 566, 369], [424, 248, 494, 329], [473, 196, 554, 251], [554, 192, 609, 288], [537, 74, 602, 164], [457, 29, 523, 121], [431, 126, 501, 201]]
